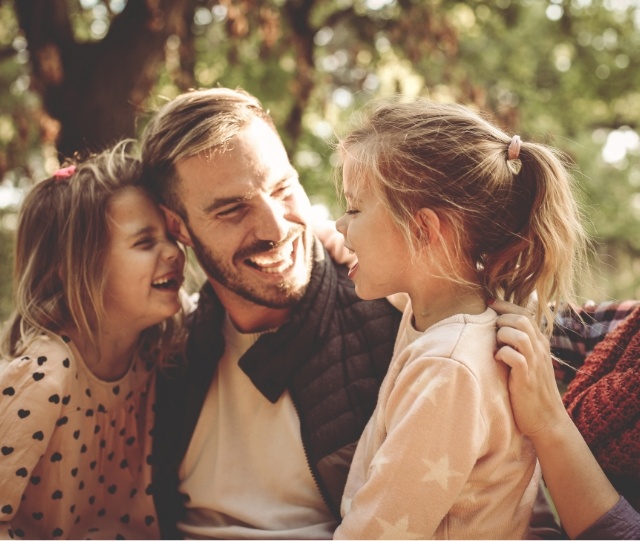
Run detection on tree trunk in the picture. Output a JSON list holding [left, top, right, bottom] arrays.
[[283, 0, 316, 145], [15, 0, 194, 158]]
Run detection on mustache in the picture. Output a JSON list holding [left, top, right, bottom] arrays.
[[236, 226, 305, 260]]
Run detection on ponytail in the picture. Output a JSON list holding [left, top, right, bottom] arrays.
[[336, 97, 588, 335], [481, 141, 587, 333]]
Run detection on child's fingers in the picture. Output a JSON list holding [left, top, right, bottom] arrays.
[[495, 312, 536, 333], [490, 299, 533, 318], [494, 344, 528, 375], [496, 325, 536, 359], [495, 312, 550, 351]]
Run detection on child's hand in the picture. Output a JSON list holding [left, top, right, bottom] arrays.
[[313, 220, 356, 267], [491, 300, 568, 440]]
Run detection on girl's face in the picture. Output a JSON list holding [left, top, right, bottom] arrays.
[[335, 159, 411, 300], [103, 187, 184, 333]]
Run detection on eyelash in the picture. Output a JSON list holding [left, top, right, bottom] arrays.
[[135, 238, 156, 248], [217, 207, 240, 217], [275, 186, 293, 197], [216, 185, 295, 219]]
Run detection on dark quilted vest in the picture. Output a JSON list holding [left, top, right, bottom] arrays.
[[151, 241, 402, 538]]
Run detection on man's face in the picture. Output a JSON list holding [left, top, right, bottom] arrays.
[[174, 118, 314, 310]]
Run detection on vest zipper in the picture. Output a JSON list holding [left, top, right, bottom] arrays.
[[290, 391, 342, 522]]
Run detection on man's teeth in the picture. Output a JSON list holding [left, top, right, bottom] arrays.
[[248, 243, 294, 273]]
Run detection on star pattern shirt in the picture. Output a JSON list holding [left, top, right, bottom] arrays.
[[0, 334, 159, 540], [335, 306, 540, 540]]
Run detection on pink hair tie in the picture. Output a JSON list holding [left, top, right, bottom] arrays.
[[508, 135, 522, 160], [53, 165, 76, 180]]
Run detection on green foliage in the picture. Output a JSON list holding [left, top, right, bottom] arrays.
[[1, 0, 640, 326], [0, 210, 14, 321], [0, 4, 51, 185]]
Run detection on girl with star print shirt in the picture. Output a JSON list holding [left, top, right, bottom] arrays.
[[333, 99, 587, 539], [0, 142, 185, 540]]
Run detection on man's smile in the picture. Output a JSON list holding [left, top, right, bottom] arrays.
[[245, 238, 296, 274]]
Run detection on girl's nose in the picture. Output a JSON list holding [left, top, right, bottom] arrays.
[[335, 214, 348, 236], [164, 240, 182, 262]]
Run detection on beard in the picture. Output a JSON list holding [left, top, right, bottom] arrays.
[[187, 225, 313, 309]]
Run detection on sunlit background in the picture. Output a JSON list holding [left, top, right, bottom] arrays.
[[1, 0, 639, 320]]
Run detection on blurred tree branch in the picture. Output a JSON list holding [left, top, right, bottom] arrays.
[[14, 0, 194, 157]]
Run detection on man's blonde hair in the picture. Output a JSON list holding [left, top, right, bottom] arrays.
[[140, 87, 276, 220]]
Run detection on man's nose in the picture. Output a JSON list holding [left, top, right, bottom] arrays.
[[254, 198, 291, 243]]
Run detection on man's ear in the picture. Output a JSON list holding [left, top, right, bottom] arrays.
[[414, 208, 441, 244], [161, 205, 193, 247]]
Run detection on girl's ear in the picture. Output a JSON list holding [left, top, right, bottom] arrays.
[[161, 205, 193, 247], [414, 208, 441, 243]]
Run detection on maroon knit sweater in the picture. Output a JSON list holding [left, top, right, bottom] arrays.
[[563, 305, 640, 506]]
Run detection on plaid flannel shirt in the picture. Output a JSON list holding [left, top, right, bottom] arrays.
[[551, 300, 640, 385]]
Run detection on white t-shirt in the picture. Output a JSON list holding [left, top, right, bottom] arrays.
[[177, 316, 337, 539]]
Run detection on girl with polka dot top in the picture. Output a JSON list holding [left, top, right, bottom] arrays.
[[0, 141, 186, 540]]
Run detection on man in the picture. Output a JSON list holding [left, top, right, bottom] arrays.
[[140, 87, 402, 539]]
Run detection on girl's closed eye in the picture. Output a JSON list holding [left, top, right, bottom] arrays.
[[134, 237, 157, 249]]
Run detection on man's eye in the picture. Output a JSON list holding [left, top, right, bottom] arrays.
[[217, 205, 244, 219], [274, 185, 293, 198]]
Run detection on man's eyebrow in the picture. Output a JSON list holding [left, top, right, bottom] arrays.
[[203, 194, 254, 215], [203, 196, 246, 214]]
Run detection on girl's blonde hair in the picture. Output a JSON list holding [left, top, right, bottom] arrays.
[[0, 141, 184, 365], [337, 98, 587, 334]]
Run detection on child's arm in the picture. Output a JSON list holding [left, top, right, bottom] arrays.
[[335, 357, 490, 539], [0, 351, 63, 529], [492, 300, 635, 539]]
